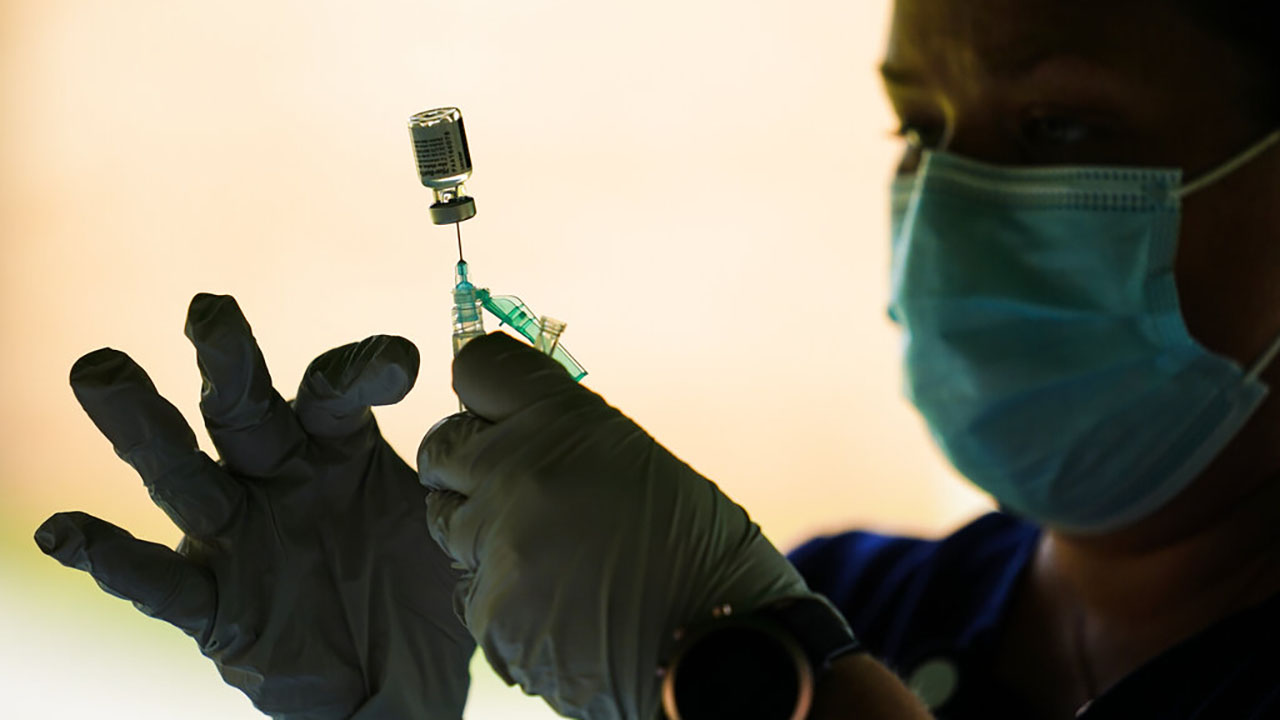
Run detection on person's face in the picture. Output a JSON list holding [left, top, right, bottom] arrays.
[[881, 0, 1280, 381]]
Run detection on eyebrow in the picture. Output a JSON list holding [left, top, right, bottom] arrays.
[[880, 49, 1122, 90]]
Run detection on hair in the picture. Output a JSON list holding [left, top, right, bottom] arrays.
[[1176, 0, 1280, 120]]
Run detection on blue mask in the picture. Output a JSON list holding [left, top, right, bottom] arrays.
[[889, 130, 1280, 533]]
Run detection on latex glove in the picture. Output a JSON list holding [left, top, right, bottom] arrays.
[[35, 294, 475, 719], [418, 333, 825, 720]]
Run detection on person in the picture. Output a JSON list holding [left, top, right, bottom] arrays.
[[35, 0, 1279, 718]]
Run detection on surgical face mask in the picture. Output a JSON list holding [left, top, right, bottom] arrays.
[[888, 130, 1280, 533]]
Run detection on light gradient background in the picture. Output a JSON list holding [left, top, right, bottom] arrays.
[[0, 1, 993, 717]]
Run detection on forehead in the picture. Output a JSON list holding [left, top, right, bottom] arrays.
[[886, 0, 1099, 72], [883, 0, 1244, 90]]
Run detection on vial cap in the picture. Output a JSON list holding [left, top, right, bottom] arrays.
[[430, 196, 477, 225]]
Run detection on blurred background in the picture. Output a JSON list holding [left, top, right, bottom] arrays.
[[0, 0, 993, 717]]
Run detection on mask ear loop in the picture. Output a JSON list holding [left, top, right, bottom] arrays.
[[1173, 128, 1280, 384], [1245, 331, 1280, 384], [1177, 129, 1280, 198]]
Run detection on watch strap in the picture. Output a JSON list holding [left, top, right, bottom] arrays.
[[760, 595, 863, 673]]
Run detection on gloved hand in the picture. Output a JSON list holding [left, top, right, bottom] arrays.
[[418, 333, 826, 720], [34, 293, 475, 719]]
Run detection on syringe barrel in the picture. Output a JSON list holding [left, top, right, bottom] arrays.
[[452, 261, 485, 356], [453, 289, 483, 333], [452, 330, 484, 357]]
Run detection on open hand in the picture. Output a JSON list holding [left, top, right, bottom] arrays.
[[35, 294, 474, 719]]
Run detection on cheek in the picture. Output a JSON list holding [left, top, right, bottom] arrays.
[[1174, 164, 1280, 366]]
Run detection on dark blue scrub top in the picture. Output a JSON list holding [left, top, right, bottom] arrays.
[[788, 512, 1279, 719]]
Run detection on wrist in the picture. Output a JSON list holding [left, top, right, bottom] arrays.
[[809, 654, 934, 720]]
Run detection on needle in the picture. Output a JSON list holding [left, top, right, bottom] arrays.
[[455, 222, 465, 263]]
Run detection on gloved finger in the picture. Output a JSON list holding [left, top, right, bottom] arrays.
[[417, 411, 494, 498], [34, 511, 216, 640], [293, 335, 420, 440], [184, 293, 308, 478], [424, 489, 478, 569], [452, 332, 580, 423], [71, 349, 244, 539]]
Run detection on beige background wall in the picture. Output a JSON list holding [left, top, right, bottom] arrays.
[[0, 1, 992, 717]]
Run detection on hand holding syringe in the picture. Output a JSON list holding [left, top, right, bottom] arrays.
[[408, 107, 586, 381]]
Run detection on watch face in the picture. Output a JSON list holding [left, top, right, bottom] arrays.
[[662, 619, 813, 720]]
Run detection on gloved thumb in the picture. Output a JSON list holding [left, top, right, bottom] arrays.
[[452, 332, 578, 423]]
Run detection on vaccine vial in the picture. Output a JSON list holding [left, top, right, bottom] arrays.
[[409, 107, 477, 225]]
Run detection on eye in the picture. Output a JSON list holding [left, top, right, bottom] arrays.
[[1020, 113, 1091, 146]]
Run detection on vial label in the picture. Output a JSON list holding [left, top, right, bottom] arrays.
[[413, 120, 472, 181]]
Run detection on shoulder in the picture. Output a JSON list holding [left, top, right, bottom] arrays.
[[789, 515, 1280, 719], [787, 512, 1039, 665]]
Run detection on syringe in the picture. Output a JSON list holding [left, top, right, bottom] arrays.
[[451, 260, 485, 356], [410, 106, 587, 381], [450, 261, 588, 380]]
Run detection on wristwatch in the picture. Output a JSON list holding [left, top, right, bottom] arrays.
[[659, 596, 862, 720]]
